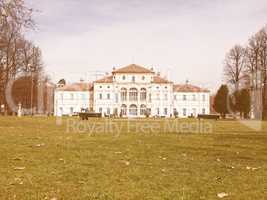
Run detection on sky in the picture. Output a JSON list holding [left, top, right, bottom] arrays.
[[25, 0, 267, 92]]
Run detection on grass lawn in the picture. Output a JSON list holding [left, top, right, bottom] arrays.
[[0, 117, 266, 200]]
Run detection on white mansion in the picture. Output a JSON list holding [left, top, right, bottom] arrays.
[[54, 64, 210, 118]]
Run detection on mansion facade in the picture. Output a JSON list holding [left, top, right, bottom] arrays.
[[54, 64, 210, 118]]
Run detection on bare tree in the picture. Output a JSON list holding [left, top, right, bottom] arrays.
[[243, 26, 267, 119], [224, 45, 246, 91], [256, 28, 267, 119], [0, 0, 46, 115]]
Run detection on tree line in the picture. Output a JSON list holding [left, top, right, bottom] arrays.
[[0, 0, 49, 115], [214, 25, 267, 119]]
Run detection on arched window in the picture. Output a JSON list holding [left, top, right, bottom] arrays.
[[121, 88, 127, 101], [129, 104, 138, 116], [129, 88, 138, 101], [140, 104, 146, 115], [121, 104, 127, 116], [140, 88, 147, 101]]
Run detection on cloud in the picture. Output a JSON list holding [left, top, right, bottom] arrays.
[[25, 0, 267, 91]]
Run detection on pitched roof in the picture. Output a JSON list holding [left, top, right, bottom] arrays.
[[173, 84, 209, 93], [57, 82, 92, 92], [152, 75, 172, 84], [94, 75, 113, 83], [112, 64, 154, 74]]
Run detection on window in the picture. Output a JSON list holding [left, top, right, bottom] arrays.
[[183, 108, 187, 116], [157, 108, 160, 115], [147, 108, 151, 115], [99, 93, 102, 100], [164, 94, 168, 100], [193, 108, 196, 116], [140, 88, 147, 101], [174, 95, 177, 100], [173, 108, 178, 116], [70, 93, 74, 100], [140, 104, 146, 115], [129, 88, 138, 101], [183, 95, 187, 101], [202, 94, 206, 101], [121, 88, 127, 101], [121, 104, 127, 116], [81, 94, 86, 100], [107, 86, 110, 89], [99, 107, 102, 113], [99, 86, 102, 88], [115, 93, 119, 103], [202, 108, 206, 114], [164, 108, 168, 115], [107, 108, 110, 115], [107, 93, 110, 100], [149, 93, 152, 102], [132, 76, 135, 83], [59, 107, 63, 115], [70, 107, 74, 115], [193, 94, 196, 101], [129, 104, 137, 116], [142, 76, 145, 80], [122, 75, 126, 80], [113, 108, 118, 116]]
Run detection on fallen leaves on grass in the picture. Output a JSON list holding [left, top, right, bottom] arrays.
[[13, 157, 22, 161], [182, 153, 187, 157], [246, 166, 261, 171], [59, 158, 66, 164], [14, 166, 25, 170], [35, 143, 45, 147], [10, 178, 24, 185], [217, 192, 229, 198], [119, 160, 130, 166]]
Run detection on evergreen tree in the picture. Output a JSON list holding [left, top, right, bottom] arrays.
[[240, 89, 251, 119], [214, 85, 230, 118], [230, 90, 241, 115]]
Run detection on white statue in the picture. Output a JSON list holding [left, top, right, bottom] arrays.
[[17, 103, 22, 117]]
